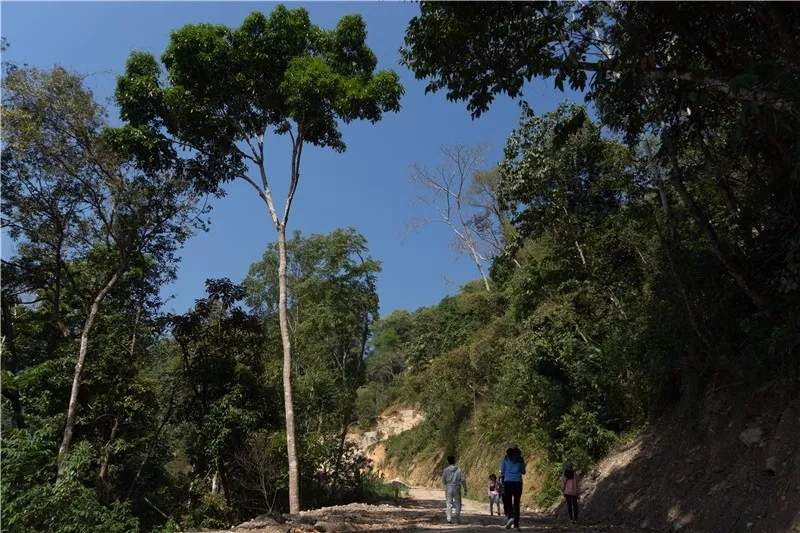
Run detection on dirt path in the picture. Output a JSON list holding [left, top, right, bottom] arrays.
[[215, 486, 647, 533], [375, 486, 638, 532]]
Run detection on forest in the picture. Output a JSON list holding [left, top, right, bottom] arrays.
[[2, 3, 799, 532]]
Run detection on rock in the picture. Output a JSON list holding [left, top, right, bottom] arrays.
[[313, 521, 357, 532], [233, 514, 283, 530], [765, 456, 777, 475], [739, 427, 763, 446], [709, 481, 723, 494]]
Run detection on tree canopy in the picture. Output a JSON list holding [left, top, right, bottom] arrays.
[[111, 6, 403, 194]]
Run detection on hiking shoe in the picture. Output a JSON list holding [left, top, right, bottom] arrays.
[[505, 518, 514, 529]]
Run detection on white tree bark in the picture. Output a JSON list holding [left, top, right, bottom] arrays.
[[277, 223, 300, 514], [57, 270, 120, 475], [242, 130, 303, 513], [410, 145, 495, 292]]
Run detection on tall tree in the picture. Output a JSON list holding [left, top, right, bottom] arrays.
[[1, 66, 201, 472], [111, 7, 402, 511], [498, 103, 630, 272], [245, 228, 380, 501]]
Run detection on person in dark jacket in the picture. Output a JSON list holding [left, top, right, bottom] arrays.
[[561, 463, 581, 523], [499, 445, 525, 529]]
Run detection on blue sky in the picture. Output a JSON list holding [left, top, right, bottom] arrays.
[[2, 2, 582, 316]]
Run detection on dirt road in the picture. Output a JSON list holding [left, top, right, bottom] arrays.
[[215, 486, 647, 532]]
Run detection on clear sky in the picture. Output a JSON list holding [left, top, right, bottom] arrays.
[[1, 1, 582, 316]]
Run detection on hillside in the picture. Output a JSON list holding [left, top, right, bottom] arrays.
[[350, 379, 799, 532], [579, 379, 800, 532], [348, 405, 548, 511]]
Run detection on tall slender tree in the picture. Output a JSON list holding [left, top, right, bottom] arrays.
[[111, 7, 402, 511], [1, 66, 201, 472]]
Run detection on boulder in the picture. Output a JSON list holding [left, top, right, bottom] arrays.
[[738, 427, 763, 447], [764, 456, 778, 475]]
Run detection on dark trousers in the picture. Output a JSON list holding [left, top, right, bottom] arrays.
[[502, 481, 522, 526], [565, 495, 579, 521]]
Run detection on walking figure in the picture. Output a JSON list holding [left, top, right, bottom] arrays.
[[442, 455, 466, 524], [488, 473, 502, 515], [500, 445, 525, 529], [561, 463, 580, 523]]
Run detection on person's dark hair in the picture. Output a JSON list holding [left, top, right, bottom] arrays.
[[507, 446, 523, 464], [564, 463, 574, 479], [489, 473, 497, 480], [447, 455, 456, 465]]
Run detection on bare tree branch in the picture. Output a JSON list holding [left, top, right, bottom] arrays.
[[409, 145, 496, 291]]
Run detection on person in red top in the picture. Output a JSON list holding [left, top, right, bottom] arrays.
[[561, 463, 580, 523]]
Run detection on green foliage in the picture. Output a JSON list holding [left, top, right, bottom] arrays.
[[556, 403, 616, 473], [384, 422, 438, 468], [180, 492, 236, 530], [1, 64, 202, 532], [3, 76, 387, 527], [4, 3, 799, 528], [366, 75, 798, 503], [171, 278, 273, 469], [357, 472, 408, 502], [402, 2, 604, 117], [1, 228, 385, 531], [245, 228, 380, 429], [2, 429, 139, 532], [112, 5, 403, 190]]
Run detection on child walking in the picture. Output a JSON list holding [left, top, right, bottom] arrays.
[[487, 473, 502, 516], [561, 463, 580, 523]]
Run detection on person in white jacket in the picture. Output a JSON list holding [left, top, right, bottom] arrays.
[[442, 455, 467, 524]]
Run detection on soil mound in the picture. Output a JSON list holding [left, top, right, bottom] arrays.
[[575, 379, 800, 532]]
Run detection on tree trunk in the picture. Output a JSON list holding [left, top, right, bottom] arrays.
[[455, 225, 490, 291], [330, 407, 351, 498], [211, 469, 222, 495], [470, 246, 491, 292], [454, 201, 491, 292], [574, 240, 587, 267], [656, 186, 712, 352], [57, 270, 120, 475], [99, 416, 119, 499], [277, 224, 300, 514]]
